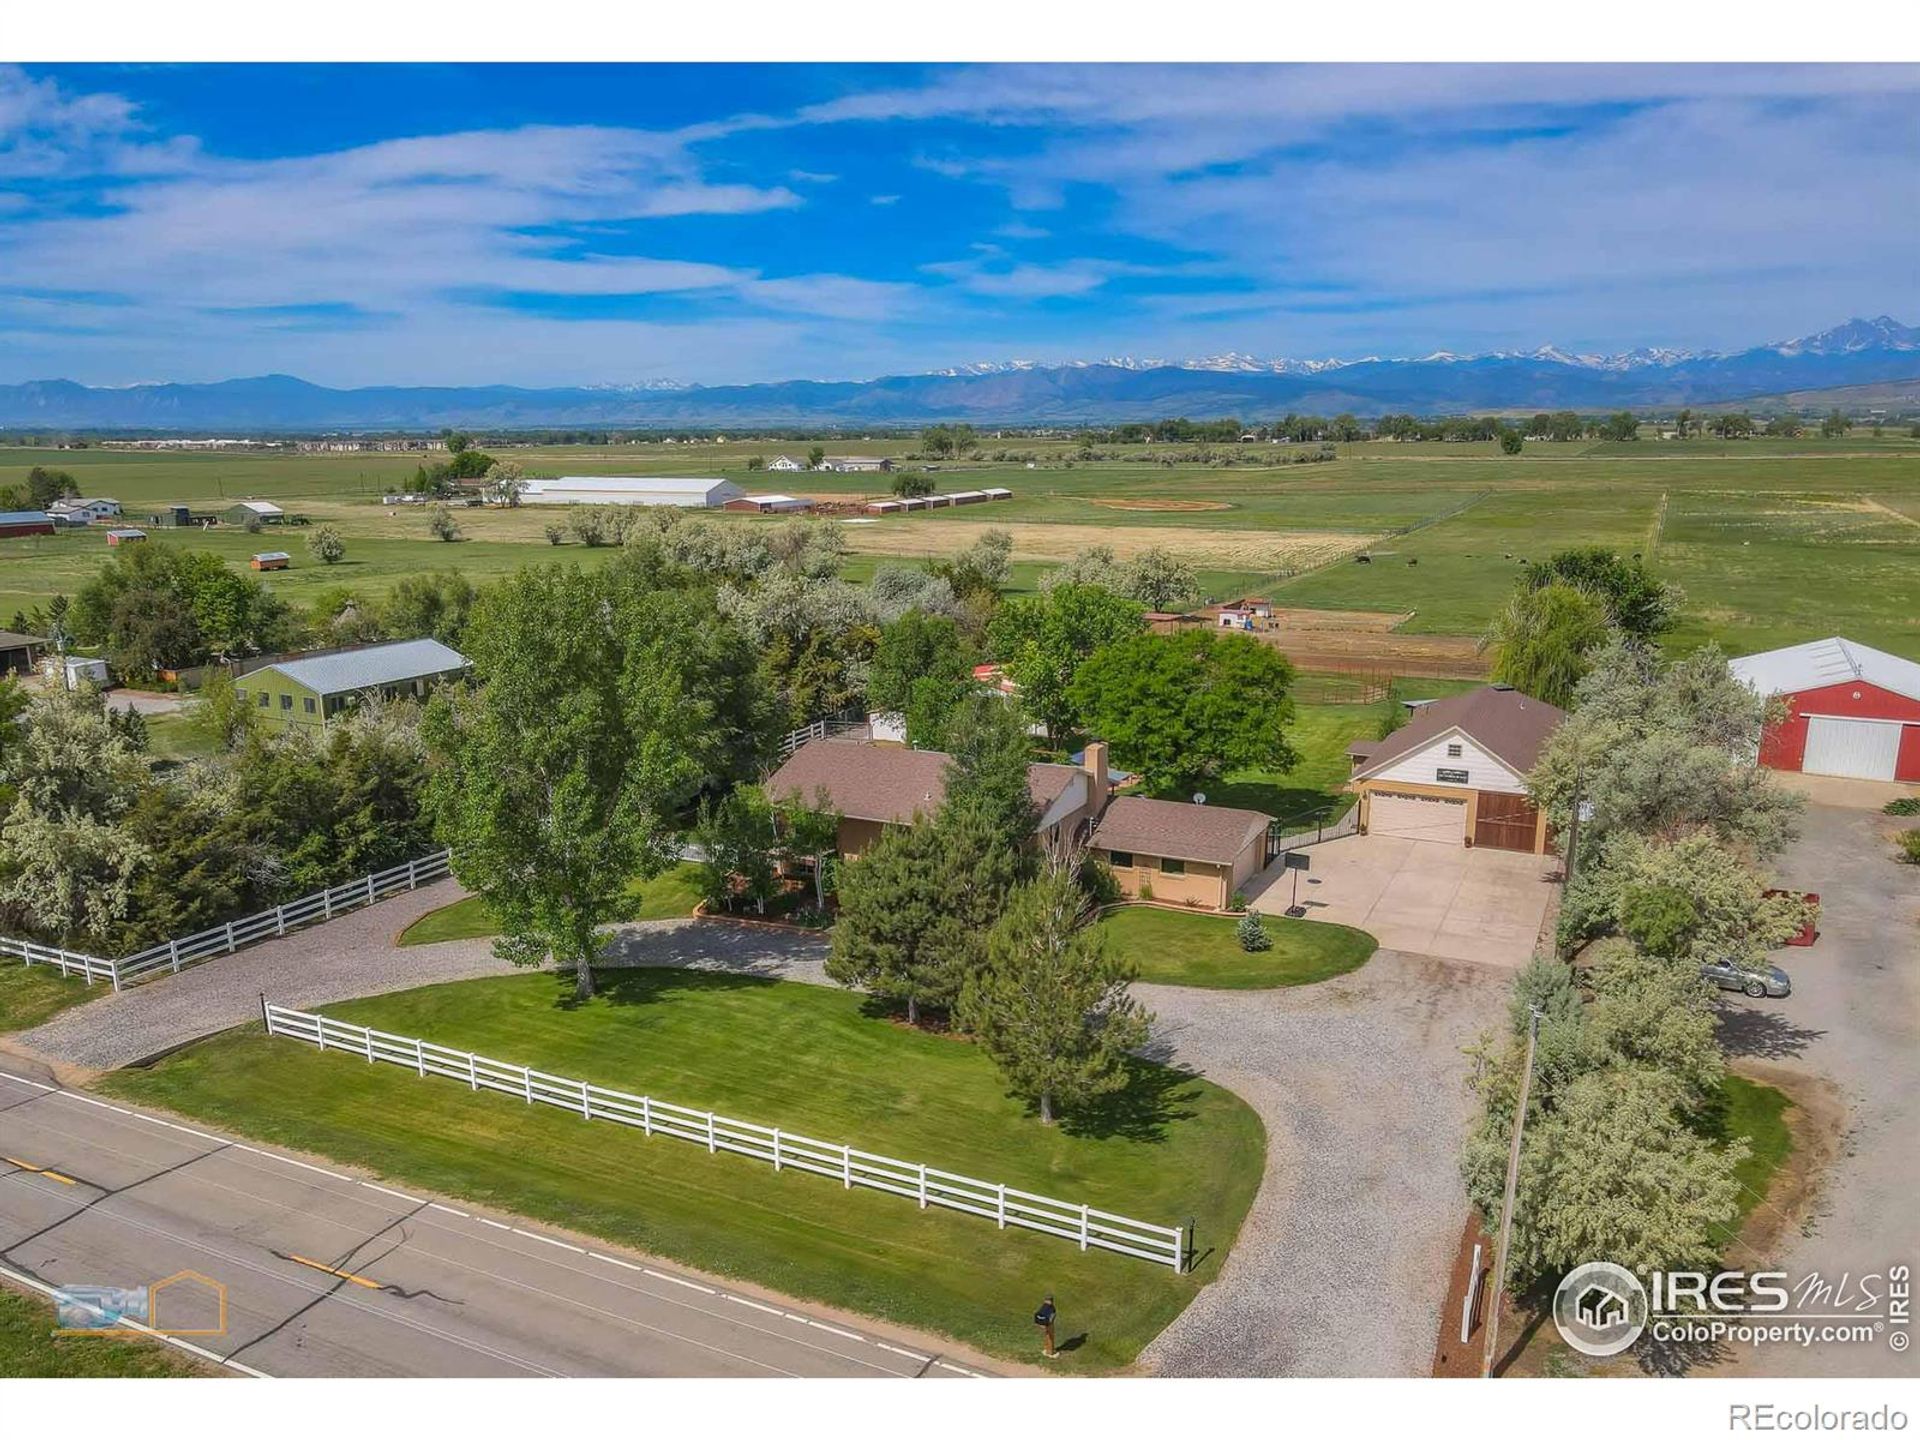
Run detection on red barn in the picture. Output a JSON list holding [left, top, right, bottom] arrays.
[[0, 510, 56, 539], [1730, 637, 1920, 782]]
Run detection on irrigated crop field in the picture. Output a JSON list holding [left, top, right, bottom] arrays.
[[4, 432, 1916, 665]]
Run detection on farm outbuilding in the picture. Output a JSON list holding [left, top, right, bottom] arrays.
[[520, 476, 744, 508], [1730, 637, 1920, 782], [722, 494, 813, 514], [0, 510, 56, 538], [0, 630, 48, 676], [1346, 684, 1564, 852], [250, 551, 292, 571], [236, 637, 471, 733], [146, 504, 193, 527], [105, 528, 147, 547], [226, 500, 286, 525]]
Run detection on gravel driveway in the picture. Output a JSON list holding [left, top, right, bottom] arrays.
[[11, 879, 518, 1070], [13, 877, 1502, 1375], [1713, 797, 1920, 1378], [1136, 949, 1507, 1376]]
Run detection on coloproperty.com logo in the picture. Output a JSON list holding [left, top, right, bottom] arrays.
[[1553, 1261, 1912, 1357]]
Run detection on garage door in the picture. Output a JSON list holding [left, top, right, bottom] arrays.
[[1367, 791, 1468, 844], [1804, 717, 1901, 780]]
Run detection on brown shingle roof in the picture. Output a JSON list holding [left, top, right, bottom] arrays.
[[1352, 685, 1566, 783], [1088, 795, 1272, 866], [765, 739, 1083, 829]]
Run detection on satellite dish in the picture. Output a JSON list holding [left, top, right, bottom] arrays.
[[1192, 792, 1207, 805]]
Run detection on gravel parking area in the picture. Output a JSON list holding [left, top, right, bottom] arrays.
[[1137, 948, 1507, 1376], [1713, 797, 1920, 1378]]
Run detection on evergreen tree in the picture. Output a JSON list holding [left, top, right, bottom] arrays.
[[1237, 907, 1271, 952], [957, 865, 1151, 1123], [825, 820, 952, 1024]]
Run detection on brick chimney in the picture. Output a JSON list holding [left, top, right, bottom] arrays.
[[1082, 739, 1112, 818]]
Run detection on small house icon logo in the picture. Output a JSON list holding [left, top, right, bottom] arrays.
[[1553, 1261, 1648, 1357], [55, 1270, 227, 1339]]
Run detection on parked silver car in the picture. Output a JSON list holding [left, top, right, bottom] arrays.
[[1700, 958, 1792, 999]]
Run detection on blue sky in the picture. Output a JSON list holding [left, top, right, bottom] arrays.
[[1, 63, 1915, 387]]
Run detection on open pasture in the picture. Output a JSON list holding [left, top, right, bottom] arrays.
[[4, 438, 1915, 658]]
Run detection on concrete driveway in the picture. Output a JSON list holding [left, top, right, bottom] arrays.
[[1248, 835, 1555, 968]]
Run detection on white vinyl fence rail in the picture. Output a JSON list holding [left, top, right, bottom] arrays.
[[1, 851, 452, 993], [263, 1001, 1187, 1272]]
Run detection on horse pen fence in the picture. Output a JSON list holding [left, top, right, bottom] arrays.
[[262, 1001, 1188, 1272], [1, 850, 453, 992]]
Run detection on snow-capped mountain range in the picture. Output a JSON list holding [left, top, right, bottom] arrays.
[[932, 316, 1919, 380], [1, 317, 1915, 430]]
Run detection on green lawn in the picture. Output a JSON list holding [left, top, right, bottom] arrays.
[[144, 709, 222, 761], [0, 1282, 209, 1377], [1698, 1073, 1795, 1244], [1187, 700, 1383, 821], [0, 961, 105, 1033], [396, 863, 705, 946], [102, 969, 1265, 1370], [1099, 905, 1376, 989]]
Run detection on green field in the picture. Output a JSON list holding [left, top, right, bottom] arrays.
[[102, 968, 1265, 1370], [397, 864, 706, 947], [6, 435, 1917, 658], [1099, 906, 1376, 989], [0, 1282, 210, 1378]]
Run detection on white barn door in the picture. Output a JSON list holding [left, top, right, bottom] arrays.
[[1803, 717, 1901, 780]]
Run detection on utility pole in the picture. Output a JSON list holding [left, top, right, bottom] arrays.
[[1481, 1003, 1543, 1378]]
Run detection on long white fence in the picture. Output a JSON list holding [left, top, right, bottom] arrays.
[[1, 851, 452, 993], [263, 1001, 1187, 1272]]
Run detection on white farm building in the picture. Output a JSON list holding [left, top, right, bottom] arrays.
[[520, 476, 745, 508]]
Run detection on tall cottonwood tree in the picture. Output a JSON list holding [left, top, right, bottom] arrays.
[[424, 559, 769, 999]]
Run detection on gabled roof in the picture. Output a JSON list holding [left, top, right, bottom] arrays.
[[0, 510, 53, 525], [1088, 795, 1271, 865], [233, 499, 283, 514], [1351, 685, 1566, 784], [256, 638, 469, 697], [1729, 637, 1920, 705], [765, 738, 1080, 829]]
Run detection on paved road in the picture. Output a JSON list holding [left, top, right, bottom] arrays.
[[0, 1057, 988, 1378], [1714, 797, 1920, 1378]]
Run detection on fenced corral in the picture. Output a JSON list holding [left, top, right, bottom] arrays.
[[262, 1001, 1188, 1271], [2, 851, 452, 992], [777, 711, 871, 759]]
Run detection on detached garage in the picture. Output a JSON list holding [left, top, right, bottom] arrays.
[[1346, 685, 1567, 852], [1730, 637, 1920, 782]]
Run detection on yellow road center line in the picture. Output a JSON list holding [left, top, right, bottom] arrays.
[[284, 1254, 383, 1289], [2, 1156, 78, 1185]]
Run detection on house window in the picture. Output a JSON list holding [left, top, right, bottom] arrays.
[[258, 692, 270, 708], [1436, 766, 1470, 785], [303, 697, 316, 714], [1446, 743, 1463, 758], [1160, 857, 1186, 876], [280, 694, 293, 711], [1107, 850, 1134, 868]]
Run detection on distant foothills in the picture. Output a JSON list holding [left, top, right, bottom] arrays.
[[2, 317, 1916, 433]]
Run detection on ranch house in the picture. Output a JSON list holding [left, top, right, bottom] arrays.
[[1345, 684, 1565, 853], [1730, 636, 1920, 782]]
